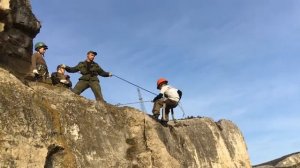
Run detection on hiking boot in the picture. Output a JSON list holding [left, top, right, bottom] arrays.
[[160, 120, 168, 127], [150, 114, 159, 120]]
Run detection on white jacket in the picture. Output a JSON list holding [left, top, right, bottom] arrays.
[[160, 85, 180, 102]]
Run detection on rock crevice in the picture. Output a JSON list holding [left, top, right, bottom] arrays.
[[0, 0, 252, 167], [0, 67, 251, 167]]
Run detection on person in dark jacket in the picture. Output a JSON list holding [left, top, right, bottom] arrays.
[[63, 50, 112, 101], [51, 64, 72, 89]]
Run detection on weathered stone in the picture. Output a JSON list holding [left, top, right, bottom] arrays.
[[0, 0, 40, 78], [0, 0, 11, 10], [254, 152, 300, 168], [0, 0, 252, 167], [0, 67, 251, 167]]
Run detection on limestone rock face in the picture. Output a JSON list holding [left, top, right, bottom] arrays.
[[253, 152, 300, 168], [0, 0, 40, 77], [0, 67, 251, 168], [0, 1, 251, 167]]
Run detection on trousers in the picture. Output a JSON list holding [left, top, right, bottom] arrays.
[[152, 98, 178, 121], [72, 80, 104, 101]]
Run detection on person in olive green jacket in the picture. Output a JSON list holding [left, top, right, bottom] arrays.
[[63, 50, 112, 101]]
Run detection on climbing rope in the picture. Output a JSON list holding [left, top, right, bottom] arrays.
[[113, 74, 156, 95], [178, 102, 185, 117], [115, 100, 153, 106]]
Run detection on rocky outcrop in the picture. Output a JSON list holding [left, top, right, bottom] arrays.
[[0, 67, 251, 167], [0, 0, 252, 167], [253, 152, 300, 168], [0, 0, 40, 78]]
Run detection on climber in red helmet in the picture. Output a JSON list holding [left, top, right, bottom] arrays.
[[152, 78, 182, 124]]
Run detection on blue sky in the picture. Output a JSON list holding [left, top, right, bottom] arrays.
[[31, 0, 300, 164]]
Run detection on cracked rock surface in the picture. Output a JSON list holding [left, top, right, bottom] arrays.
[[0, 1, 251, 167], [253, 152, 300, 168], [0, 67, 251, 168], [0, 0, 40, 78]]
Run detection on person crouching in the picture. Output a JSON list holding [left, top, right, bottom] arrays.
[[152, 78, 182, 124], [51, 64, 72, 89]]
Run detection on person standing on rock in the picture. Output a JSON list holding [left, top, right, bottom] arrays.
[[152, 78, 182, 124], [62, 50, 112, 101], [31, 42, 50, 83], [51, 64, 72, 89]]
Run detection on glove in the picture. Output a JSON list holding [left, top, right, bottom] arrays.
[[152, 93, 163, 102], [33, 69, 39, 74], [60, 79, 69, 84], [108, 72, 113, 77]]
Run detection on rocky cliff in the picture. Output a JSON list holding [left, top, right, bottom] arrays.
[[0, 67, 251, 167], [253, 152, 300, 168], [0, 0, 252, 167], [0, 0, 40, 77]]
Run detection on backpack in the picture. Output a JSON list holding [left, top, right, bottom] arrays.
[[177, 90, 182, 100]]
